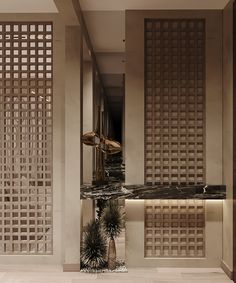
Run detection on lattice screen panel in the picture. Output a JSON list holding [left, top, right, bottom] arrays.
[[145, 19, 205, 185], [145, 200, 205, 258], [0, 23, 53, 254]]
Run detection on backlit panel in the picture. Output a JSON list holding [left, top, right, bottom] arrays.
[[145, 200, 205, 258], [0, 23, 53, 254]]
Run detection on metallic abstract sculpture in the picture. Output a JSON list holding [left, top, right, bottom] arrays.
[[82, 107, 121, 184]]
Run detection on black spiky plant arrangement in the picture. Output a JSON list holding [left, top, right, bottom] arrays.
[[81, 219, 107, 270], [101, 200, 123, 270]]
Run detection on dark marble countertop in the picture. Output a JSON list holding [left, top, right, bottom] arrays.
[[80, 183, 226, 200]]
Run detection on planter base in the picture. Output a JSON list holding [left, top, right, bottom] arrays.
[[80, 261, 127, 273]]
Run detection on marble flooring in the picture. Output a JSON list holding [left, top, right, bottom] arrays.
[[0, 265, 233, 283]]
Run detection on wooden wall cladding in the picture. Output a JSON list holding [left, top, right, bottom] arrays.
[[145, 200, 205, 258], [145, 19, 206, 185], [0, 23, 53, 254]]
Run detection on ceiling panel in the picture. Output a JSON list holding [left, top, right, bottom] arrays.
[[0, 0, 58, 12], [80, 0, 230, 11], [84, 11, 125, 52]]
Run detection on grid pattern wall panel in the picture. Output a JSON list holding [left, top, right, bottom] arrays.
[[144, 200, 205, 258], [145, 19, 206, 185], [0, 23, 53, 254]]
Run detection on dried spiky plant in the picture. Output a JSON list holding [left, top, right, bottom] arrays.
[[81, 219, 107, 270], [102, 200, 123, 270]]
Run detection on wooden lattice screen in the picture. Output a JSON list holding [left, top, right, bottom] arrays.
[[145, 200, 205, 258], [0, 23, 53, 254], [145, 19, 206, 185]]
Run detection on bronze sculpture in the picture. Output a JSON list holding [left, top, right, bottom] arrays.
[[82, 107, 121, 184]]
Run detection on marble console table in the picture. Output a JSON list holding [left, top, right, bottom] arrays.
[[81, 183, 226, 200]]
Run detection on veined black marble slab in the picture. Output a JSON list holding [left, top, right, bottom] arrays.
[[80, 184, 226, 200]]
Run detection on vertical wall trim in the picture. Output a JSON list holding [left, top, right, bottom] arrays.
[[80, 36, 83, 184], [64, 25, 81, 270], [233, 2, 236, 281]]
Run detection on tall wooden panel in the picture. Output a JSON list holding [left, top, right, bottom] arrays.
[[145, 19, 206, 185], [0, 23, 53, 254], [233, 2, 236, 281], [145, 200, 205, 258]]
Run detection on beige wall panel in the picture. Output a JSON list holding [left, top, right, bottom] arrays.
[[0, 13, 64, 265], [64, 25, 81, 269], [205, 12, 223, 184], [52, 15, 65, 265], [93, 73, 101, 131], [125, 10, 223, 185], [126, 200, 223, 267], [83, 62, 93, 184], [125, 12, 145, 184], [81, 200, 94, 229], [222, 0, 234, 273]]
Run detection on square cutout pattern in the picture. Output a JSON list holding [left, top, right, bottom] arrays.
[[145, 200, 205, 258], [0, 23, 53, 254], [145, 19, 206, 185]]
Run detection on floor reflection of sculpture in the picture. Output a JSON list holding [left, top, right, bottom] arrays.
[[82, 106, 121, 185]]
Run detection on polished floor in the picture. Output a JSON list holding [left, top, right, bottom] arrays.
[[0, 265, 233, 283]]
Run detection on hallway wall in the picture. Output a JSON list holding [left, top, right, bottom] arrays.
[[126, 200, 223, 267], [125, 9, 224, 268], [125, 10, 223, 185], [222, 0, 234, 277]]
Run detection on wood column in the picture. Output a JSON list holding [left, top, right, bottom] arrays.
[[63, 25, 82, 272], [233, 1, 236, 281]]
